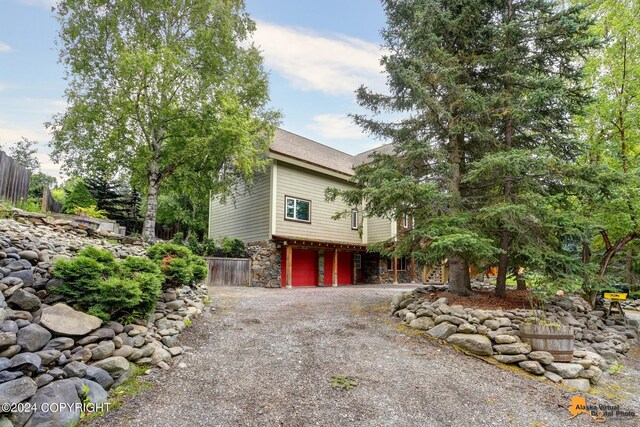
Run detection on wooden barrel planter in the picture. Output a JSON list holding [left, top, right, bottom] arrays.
[[519, 324, 574, 362]]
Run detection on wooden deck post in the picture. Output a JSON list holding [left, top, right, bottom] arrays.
[[333, 250, 338, 286], [285, 245, 292, 288], [393, 257, 398, 284], [353, 253, 357, 285]]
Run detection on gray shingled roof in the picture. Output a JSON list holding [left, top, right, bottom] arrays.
[[270, 128, 394, 176]]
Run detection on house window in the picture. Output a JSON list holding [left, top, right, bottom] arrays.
[[403, 213, 411, 228], [351, 209, 359, 230], [355, 253, 362, 269], [285, 196, 311, 222], [386, 257, 407, 271]]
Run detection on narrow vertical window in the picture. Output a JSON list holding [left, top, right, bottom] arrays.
[[351, 209, 359, 230]]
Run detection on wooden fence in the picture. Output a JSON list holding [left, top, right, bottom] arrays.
[[0, 151, 30, 205], [206, 257, 251, 286], [41, 187, 62, 213]]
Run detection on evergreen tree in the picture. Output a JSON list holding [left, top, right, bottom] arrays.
[[330, 0, 595, 296], [467, 0, 596, 296], [62, 179, 96, 214]]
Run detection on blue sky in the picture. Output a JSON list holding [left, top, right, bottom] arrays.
[[0, 0, 389, 180]]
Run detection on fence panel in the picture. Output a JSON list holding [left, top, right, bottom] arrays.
[[0, 151, 30, 205], [206, 257, 251, 286], [41, 187, 62, 213]]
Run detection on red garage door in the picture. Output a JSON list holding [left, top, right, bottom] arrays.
[[281, 248, 318, 286], [324, 251, 353, 285]]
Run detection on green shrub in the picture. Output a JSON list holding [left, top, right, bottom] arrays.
[[189, 255, 207, 281], [73, 205, 108, 219], [147, 243, 191, 261], [78, 246, 118, 271], [147, 242, 207, 287], [63, 179, 96, 214], [133, 272, 164, 317], [52, 256, 108, 296], [163, 257, 194, 286], [52, 248, 164, 323], [171, 232, 185, 245], [121, 256, 162, 276], [220, 237, 248, 258]]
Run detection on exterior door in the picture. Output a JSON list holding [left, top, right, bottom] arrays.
[[323, 251, 353, 285], [281, 248, 318, 286]]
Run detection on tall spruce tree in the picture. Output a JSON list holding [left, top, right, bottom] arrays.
[[330, 0, 502, 295], [468, 0, 596, 297], [330, 0, 595, 296]]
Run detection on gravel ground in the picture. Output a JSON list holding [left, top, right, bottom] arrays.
[[93, 285, 639, 427]]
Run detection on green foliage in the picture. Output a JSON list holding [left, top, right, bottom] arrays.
[[121, 256, 162, 276], [62, 179, 97, 214], [147, 242, 207, 287], [49, 0, 280, 239], [147, 243, 192, 261], [171, 232, 185, 245], [28, 172, 57, 200], [329, 0, 597, 295], [52, 246, 163, 322], [16, 199, 43, 213], [77, 246, 117, 271], [608, 361, 624, 375], [73, 204, 109, 219], [331, 376, 358, 391], [8, 137, 40, 171], [162, 257, 194, 287]]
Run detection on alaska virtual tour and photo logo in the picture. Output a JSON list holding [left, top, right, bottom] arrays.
[[568, 396, 636, 423]]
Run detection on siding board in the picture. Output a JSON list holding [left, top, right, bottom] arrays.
[[367, 216, 393, 244], [275, 162, 361, 244], [209, 169, 271, 242]]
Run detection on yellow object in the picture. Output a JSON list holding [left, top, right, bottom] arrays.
[[603, 292, 627, 301]]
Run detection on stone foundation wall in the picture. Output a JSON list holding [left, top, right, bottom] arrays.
[[363, 253, 417, 283], [247, 241, 281, 288]]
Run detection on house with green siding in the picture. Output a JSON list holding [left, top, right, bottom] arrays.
[[209, 129, 421, 287]]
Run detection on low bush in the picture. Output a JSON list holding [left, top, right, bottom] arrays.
[[147, 242, 207, 287], [52, 247, 164, 322]]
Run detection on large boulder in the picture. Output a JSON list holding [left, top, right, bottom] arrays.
[[43, 337, 75, 351], [409, 317, 435, 331], [427, 322, 458, 340], [518, 360, 545, 375], [0, 377, 37, 404], [7, 289, 41, 311], [40, 304, 102, 336], [546, 362, 584, 379], [24, 379, 82, 427], [84, 366, 114, 390], [8, 270, 34, 287], [493, 343, 532, 355], [16, 324, 52, 352], [0, 332, 16, 349], [91, 356, 130, 379], [527, 351, 554, 365], [447, 334, 493, 356], [10, 353, 41, 374], [81, 379, 108, 406], [91, 341, 116, 361]]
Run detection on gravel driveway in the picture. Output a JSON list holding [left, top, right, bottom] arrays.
[[93, 285, 638, 427]]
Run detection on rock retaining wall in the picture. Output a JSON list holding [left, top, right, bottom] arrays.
[[248, 241, 281, 288], [392, 288, 639, 392], [0, 219, 210, 426]]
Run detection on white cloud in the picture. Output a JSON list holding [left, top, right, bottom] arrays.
[[308, 113, 365, 140], [0, 42, 12, 53], [252, 21, 385, 96]]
